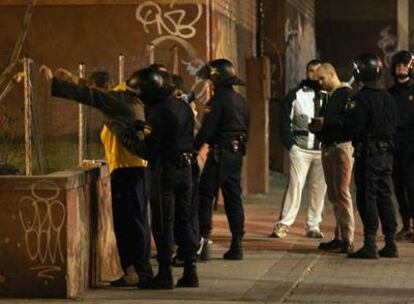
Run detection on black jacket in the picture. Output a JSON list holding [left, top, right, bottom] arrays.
[[317, 85, 353, 144], [388, 79, 414, 139], [194, 85, 249, 150], [51, 77, 145, 136], [146, 95, 195, 165], [343, 83, 397, 144]]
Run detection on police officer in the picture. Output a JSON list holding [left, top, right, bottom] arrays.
[[343, 53, 398, 259], [388, 51, 414, 241], [133, 68, 199, 289], [195, 59, 250, 261], [43, 66, 160, 287]]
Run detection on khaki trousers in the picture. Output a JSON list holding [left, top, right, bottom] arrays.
[[321, 142, 355, 242]]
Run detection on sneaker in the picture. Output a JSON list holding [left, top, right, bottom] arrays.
[[197, 237, 210, 261], [318, 239, 344, 251], [396, 227, 412, 241], [172, 253, 185, 267], [306, 230, 324, 239], [269, 224, 289, 238]]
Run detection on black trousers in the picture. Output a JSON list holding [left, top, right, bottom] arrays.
[[354, 150, 397, 244], [393, 137, 414, 223], [111, 167, 152, 278], [151, 163, 195, 267], [198, 149, 244, 239], [175, 163, 200, 256]]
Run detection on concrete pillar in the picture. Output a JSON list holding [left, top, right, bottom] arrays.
[[397, 0, 409, 50]]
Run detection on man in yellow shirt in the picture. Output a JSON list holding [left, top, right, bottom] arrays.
[[42, 66, 163, 288]]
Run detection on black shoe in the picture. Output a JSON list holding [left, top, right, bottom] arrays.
[[198, 238, 210, 261], [176, 263, 199, 288], [137, 267, 174, 289], [318, 239, 344, 251], [340, 241, 354, 255], [110, 277, 135, 287], [172, 254, 185, 267], [378, 244, 399, 258], [223, 237, 243, 260], [348, 246, 378, 259]]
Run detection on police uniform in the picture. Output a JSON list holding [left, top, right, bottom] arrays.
[[388, 50, 414, 239], [195, 59, 250, 260], [51, 76, 153, 285], [343, 54, 398, 259]]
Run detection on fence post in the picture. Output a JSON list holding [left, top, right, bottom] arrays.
[[78, 63, 86, 166], [23, 56, 33, 176], [172, 45, 179, 74], [118, 53, 125, 84], [147, 43, 155, 65]]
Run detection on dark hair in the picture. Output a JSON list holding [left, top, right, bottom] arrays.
[[306, 59, 322, 70], [148, 63, 168, 72], [89, 71, 111, 89], [171, 74, 185, 91]]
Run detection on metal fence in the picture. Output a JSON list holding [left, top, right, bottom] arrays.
[[0, 44, 196, 176]]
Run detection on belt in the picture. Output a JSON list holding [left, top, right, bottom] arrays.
[[293, 130, 309, 136]]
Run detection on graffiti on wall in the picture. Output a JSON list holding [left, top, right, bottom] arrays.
[[377, 26, 398, 68], [18, 180, 65, 281], [285, 13, 316, 92], [136, 0, 209, 104]]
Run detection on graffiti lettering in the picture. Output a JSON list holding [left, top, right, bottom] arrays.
[[19, 180, 65, 279], [136, 0, 203, 39], [377, 26, 398, 68]]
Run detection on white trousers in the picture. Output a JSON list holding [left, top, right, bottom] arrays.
[[277, 145, 327, 231]]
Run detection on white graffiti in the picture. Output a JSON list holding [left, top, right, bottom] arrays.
[[377, 26, 398, 68], [29, 265, 62, 280], [182, 58, 209, 104], [136, 0, 203, 39], [19, 180, 66, 279]]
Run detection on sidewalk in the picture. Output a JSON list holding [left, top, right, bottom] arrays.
[[2, 172, 414, 304]]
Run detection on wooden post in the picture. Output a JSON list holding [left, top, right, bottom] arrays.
[[118, 53, 125, 84], [78, 63, 86, 166], [23, 56, 32, 176], [246, 57, 270, 194]]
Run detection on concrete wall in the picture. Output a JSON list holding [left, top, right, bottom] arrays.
[[263, 0, 316, 172], [315, 0, 398, 84], [0, 164, 121, 298]]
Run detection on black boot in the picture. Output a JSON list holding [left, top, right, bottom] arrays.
[[176, 263, 199, 288], [138, 265, 173, 289], [379, 236, 399, 258], [136, 266, 154, 288], [223, 237, 243, 260], [348, 235, 378, 259]]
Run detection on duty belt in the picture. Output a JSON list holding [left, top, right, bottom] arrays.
[[175, 152, 195, 168], [354, 140, 393, 158]]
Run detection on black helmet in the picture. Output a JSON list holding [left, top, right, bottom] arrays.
[[126, 68, 164, 105], [391, 50, 414, 79], [196, 59, 245, 86], [352, 53, 383, 82]]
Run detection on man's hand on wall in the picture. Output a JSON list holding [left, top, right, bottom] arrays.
[[39, 65, 53, 82], [55, 68, 79, 85]]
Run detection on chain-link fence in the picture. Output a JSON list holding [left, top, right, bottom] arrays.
[[0, 43, 204, 175]]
